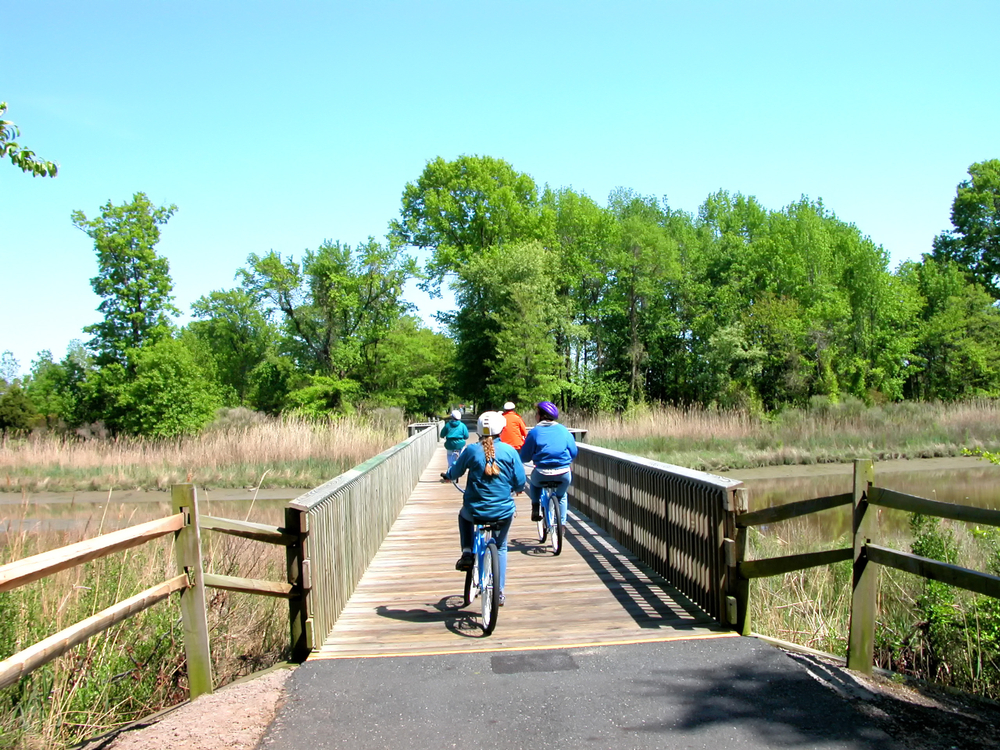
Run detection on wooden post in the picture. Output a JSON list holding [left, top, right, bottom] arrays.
[[846, 459, 876, 673], [725, 487, 751, 636], [172, 484, 213, 698], [285, 507, 311, 662]]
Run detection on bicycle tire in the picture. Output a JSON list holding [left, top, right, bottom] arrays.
[[481, 542, 500, 635], [536, 503, 547, 543], [549, 495, 563, 556]]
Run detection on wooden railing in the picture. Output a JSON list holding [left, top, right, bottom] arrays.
[[0, 483, 306, 698], [287, 424, 438, 650], [570, 443, 746, 624], [734, 458, 1000, 674]]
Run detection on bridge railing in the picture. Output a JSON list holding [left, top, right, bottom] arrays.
[[735, 458, 1000, 674], [570, 443, 745, 624], [287, 424, 438, 652]]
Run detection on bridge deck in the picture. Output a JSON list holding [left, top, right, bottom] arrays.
[[311, 447, 733, 659]]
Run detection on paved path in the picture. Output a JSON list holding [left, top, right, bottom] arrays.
[[261, 637, 898, 749]]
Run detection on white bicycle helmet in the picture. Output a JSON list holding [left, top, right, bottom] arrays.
[[451, 409, 462, 420], [477, 410, 506, 437]]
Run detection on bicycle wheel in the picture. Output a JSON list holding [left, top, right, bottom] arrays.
[[549, 495, 563, 556], [536, 500, 548, 543], [481, 542, 501, 635]]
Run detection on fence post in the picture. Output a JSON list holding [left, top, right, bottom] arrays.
[[846, 459, 876, 673], [725, 487, 751, 635], [285, 507, 312, 662], [171, 484, 213, 698]]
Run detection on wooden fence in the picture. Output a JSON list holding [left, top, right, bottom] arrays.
[[570, 443, 746, 624], [287, 424, 438, 650], [734, 458, 1000, 673], [0, 484, 306, 698]]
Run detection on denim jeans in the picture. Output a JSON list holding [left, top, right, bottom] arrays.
[[526, 469, 571, 525]]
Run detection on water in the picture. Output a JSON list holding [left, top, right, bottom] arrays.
[[724, 457, 1000, 542]]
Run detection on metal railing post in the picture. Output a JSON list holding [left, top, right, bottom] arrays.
[[171, 484, 213, 698], [846, 459, 876, 673]]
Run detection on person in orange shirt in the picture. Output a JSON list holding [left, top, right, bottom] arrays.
[[498, 401, 528, 450]]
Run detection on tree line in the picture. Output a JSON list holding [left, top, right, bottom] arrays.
[[2, 155, 999, 437]]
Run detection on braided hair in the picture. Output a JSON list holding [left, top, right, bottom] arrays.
[[481, 435, 500, 477]]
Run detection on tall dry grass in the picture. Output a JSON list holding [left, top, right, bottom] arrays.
[[0, 414, 405, 493], [572, 399, 1000, 470], [0, 495, 290, 748]]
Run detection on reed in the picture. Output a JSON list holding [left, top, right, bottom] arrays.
[[0, 413, 405, 493], [0, 497, 290, 749], [573, 399, 1000, 470]]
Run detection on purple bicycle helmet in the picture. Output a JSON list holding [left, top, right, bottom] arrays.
[[537, 401, 559, 420]]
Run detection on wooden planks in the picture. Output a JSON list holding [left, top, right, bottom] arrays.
[[310, 448, 733, 659]]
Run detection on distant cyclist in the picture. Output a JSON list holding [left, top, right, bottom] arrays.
[[519, 401, 578, 525], [439, 409, 469, 470], [498, 401, 528, 451], [441, 411, 525, 606]]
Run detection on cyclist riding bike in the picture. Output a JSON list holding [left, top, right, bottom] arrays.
[[439, 409, 469, 470], [498, 401, 528, 450], [441, 411, 526, 607], [519, 401, 578, 526]]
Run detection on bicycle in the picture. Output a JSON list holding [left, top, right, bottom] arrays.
[[462, 515, 502, 635], [443, 477, 502, 635], [535, 481, 563, 556]]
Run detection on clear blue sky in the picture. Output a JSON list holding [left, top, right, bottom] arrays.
[[3, 1, 998, 377]]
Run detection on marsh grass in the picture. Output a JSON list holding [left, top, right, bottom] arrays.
[[0, 496, 290, 749], [749, 516, 1000, 698], [575, 399, 1000, 470], [0, 414, 405, 493]]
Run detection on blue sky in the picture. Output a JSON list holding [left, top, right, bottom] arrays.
[[2, 1, 998, 376]]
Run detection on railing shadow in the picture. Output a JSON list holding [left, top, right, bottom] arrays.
[[563, 509, 719, 630]]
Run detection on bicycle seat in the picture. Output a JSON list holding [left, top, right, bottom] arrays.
[[537, 480, 563, 489], [470, 515, 509, 530]]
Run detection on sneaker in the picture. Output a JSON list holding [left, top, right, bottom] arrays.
[[498, 592, 505, 607], [531, 505, 542, 522], [455, 552, 474, 571]]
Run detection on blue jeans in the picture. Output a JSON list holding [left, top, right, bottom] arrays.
[[527, 470, 571, 525], [446, 448, 461, 470], [458, 507, 514, 592]]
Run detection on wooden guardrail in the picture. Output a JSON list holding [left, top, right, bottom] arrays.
[[0, 483, 308, 698], [288, 424, 438, 650], [732, 458, 1000, 674], [570, 443, 746, 624]]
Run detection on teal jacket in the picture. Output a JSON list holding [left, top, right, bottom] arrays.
[[439, 418, 469, 451], [445, 440, 525, 520]]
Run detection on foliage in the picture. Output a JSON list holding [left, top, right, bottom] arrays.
[[0, 101, 57, 177], [932, 159, 1000, 299], [390, 155, 542, 290], [0, 383, 35, 436], [71, 193, 178, 367]]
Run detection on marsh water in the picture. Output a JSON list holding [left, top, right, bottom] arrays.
[[722, 456, 1000, 543]]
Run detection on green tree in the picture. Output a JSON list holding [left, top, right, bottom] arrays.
[[0, 383, 37, 435], [71, 193, 178, 366], [113, 338, 221, 437], [240, 239, 415, 396], [187, 288, 277, 406], [390, 155, 542, 290], [932, 159, 1000, 299], [0, 101, 57, 177], [367, 315, 456, 417], [450, 241, 566, 407]]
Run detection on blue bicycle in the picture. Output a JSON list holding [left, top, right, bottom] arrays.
[[462, 515, 502, 635], [535, 481, 563, 556]]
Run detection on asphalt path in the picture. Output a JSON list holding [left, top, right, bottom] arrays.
[[260, 636, 899, 750]]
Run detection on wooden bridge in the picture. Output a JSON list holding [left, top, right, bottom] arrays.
[[311, 445, 733, 659]]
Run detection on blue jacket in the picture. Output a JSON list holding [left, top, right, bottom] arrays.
[[445, 440, 525, 520], [439, 418, 469, 451], [519, 422, 578, 470]]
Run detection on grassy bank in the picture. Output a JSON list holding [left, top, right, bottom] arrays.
[[0, 501, 289, 749], [747, 514, 1000, 699], [575, 398, 1000, 471], [0, 414, 405, 494]]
